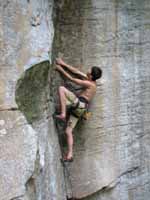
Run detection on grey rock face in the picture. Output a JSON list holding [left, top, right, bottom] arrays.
[[54, 0, 150, 199], [1, 0, 150, 200], [0, 110, 37, 200], [0, 1, 66, 200]]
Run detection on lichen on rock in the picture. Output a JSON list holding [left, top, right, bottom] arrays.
[[15, 60, 50, 124]]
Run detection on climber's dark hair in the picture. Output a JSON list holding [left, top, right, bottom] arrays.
[[91, 66, 102, 81]]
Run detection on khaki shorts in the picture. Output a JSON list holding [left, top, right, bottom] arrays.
[[66, 91, 86, 129]]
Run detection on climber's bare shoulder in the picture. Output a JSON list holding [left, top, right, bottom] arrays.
[[79, 81, 96, 102]]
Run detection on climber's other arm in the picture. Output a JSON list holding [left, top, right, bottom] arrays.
[[56, 58, 87, 79], [56, 65, 91, 87]]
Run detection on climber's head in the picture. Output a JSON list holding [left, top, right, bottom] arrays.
[[87, 66, 102, 81]]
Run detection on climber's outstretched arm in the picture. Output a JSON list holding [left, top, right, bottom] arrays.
[[56, 58, 87, 79], [56, 65, 91, 87]]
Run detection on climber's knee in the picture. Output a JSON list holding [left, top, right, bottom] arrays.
[[59, 86, 64, 91], [59, 86, 66, 92]]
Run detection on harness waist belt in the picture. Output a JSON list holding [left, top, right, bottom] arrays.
[[78, 96, 89, 104]]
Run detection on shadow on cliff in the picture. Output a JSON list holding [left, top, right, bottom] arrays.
[[15, 60, 50, 124]]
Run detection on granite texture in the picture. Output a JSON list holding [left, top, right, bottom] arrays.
[[54, 0, 150, 199], [0, 1, 66, 200], [1, 0, 150, 200]]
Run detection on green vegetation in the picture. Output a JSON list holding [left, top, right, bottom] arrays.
[[15, 61, 50, 124]]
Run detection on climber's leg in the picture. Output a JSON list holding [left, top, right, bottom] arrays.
[[56, 86, 77, 120], [57, 86, 67, 119], [62, 115, 78, 162], [65, 126, 74, 160]]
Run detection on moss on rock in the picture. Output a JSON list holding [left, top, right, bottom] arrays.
[[15, 60, 50, 124]]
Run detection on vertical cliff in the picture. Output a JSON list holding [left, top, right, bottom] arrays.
[[54, 0, 150, 199], [0, 1, 66, 200], [0, 0, 150, 200]]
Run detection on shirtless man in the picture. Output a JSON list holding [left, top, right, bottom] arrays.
[[55, 58, 102, 162]]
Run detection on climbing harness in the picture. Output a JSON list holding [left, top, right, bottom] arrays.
[[69, 96, 92, 120]]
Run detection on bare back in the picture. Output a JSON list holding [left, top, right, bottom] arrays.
[[79, 81, 96, 102]]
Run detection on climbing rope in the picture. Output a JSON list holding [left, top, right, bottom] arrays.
[[54, 116, 74, 200]]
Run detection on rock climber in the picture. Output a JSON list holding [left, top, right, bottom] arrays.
[[55, 58, 102, 162]]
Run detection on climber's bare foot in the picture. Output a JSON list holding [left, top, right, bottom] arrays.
[[55, 114, 66, 121], [62, 156, 73, 162], [63, 152, 72, 159], [62, 153, 73, 162]]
